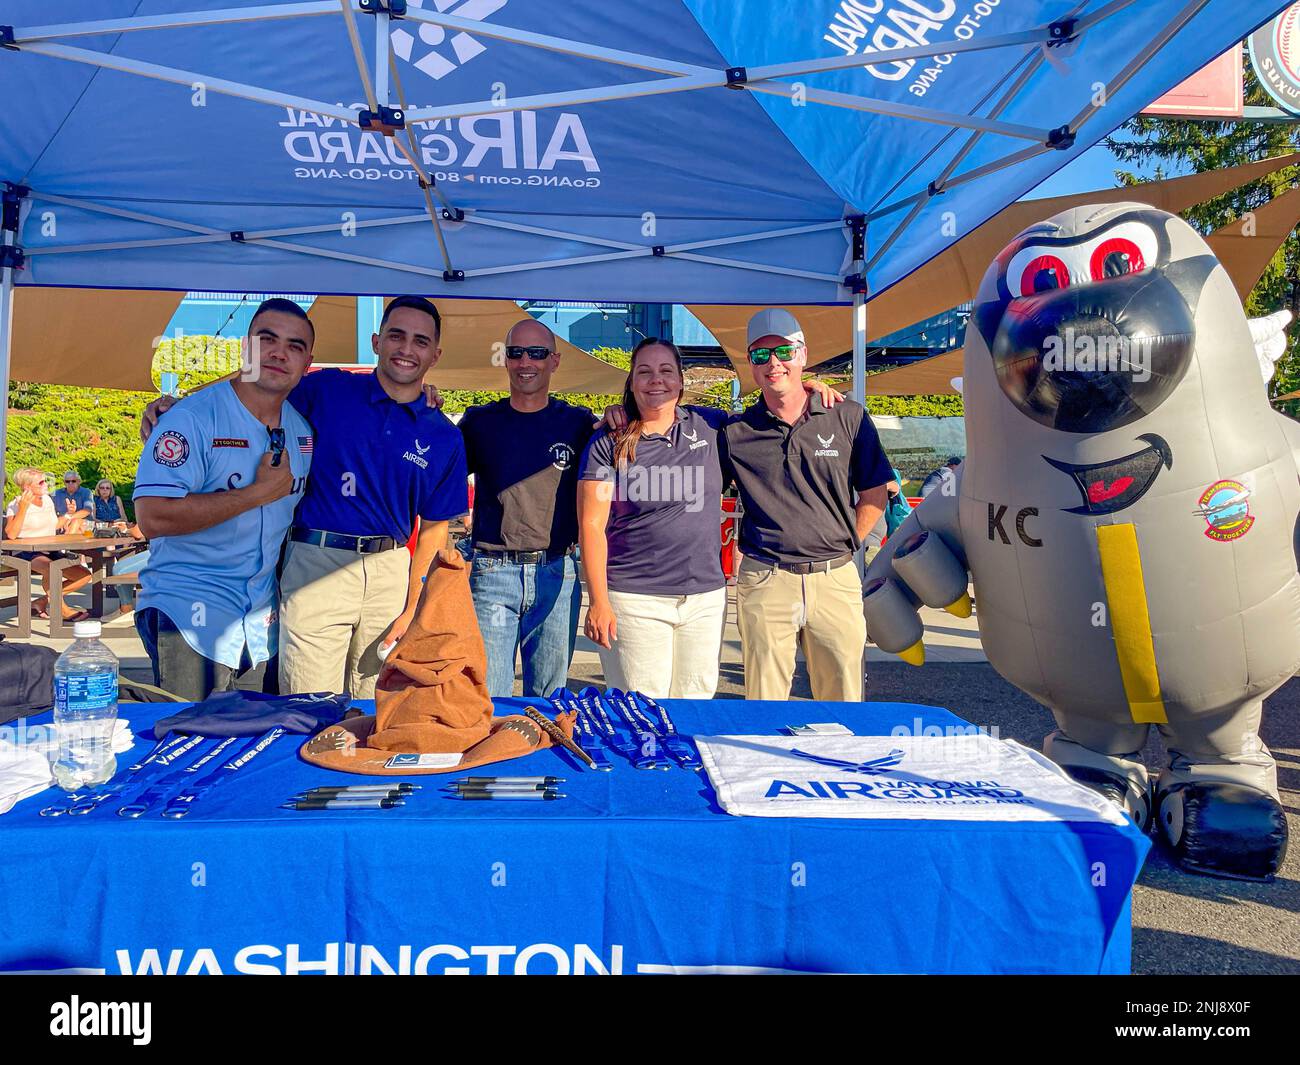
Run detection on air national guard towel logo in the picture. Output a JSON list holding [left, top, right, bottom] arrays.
[[694, 734, 1129, 824]]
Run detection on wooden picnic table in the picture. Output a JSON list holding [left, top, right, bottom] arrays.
[[0, 533, 147, 639]]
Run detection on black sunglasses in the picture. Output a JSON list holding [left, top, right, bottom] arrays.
[[268, 426, 286, 467], [505, 345, 553, 361]]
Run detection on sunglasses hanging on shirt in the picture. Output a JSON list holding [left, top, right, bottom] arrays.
[[267, 426, 286, 467]]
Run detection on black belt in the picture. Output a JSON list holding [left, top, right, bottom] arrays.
[[290, 528, 399, 554], [474, 547, 570, 565], [766, 552, 855, 575]]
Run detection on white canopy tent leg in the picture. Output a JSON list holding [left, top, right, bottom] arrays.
[[0, 187, 20, 469]]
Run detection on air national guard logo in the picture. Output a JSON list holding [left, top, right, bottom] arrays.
[[153, 430, 190, 468], [1196, 478, 1255, 542]]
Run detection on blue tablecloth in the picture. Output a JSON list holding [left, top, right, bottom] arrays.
[[0, 698, 1149, 975]]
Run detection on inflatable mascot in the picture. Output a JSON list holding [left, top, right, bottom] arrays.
[[864, 203, 1299, 881]]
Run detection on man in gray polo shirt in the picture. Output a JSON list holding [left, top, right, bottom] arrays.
[[719, 309, 892, 700]]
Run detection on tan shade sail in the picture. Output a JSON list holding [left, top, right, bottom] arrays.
[[692, 152, 1300, 379], [1207, 183, 1300, 301], [861, 350, 965, 396], [308, 296, 628, 393], [10, 287, 184, 392]]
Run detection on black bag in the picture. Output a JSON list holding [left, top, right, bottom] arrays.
[[0, 635, 58, 724]]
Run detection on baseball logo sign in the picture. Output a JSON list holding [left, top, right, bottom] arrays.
[[1249, 3, 1300, 113], [153, 430, 190, 468]]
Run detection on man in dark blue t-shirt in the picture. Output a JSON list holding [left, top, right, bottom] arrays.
[[457, 317, 595, 698]]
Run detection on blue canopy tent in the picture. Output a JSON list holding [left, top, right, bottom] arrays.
[[0, 0, 1288, 456]]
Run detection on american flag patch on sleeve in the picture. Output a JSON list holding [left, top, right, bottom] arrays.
[[298, 435, 314, 454]]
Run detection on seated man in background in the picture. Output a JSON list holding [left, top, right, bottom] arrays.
[[52, 470, 93, 532], [133, 298, 314, 701]]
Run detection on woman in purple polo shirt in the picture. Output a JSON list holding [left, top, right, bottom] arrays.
[[578, 339, 729, 698]]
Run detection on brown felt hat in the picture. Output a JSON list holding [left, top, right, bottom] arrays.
[[299, 549, 573, 776]]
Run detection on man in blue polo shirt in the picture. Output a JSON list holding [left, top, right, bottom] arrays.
[[142, 296, 467, 699], [133, 299, 313, 700], [275, 296, 466, 697]]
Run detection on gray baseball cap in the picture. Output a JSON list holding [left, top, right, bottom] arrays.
[[747, 308, 805, 346]]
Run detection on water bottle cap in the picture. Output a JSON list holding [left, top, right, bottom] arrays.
[[73, 620, 102, 639]]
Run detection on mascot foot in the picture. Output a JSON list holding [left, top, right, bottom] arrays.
[[1064, 766, 1152, 831], [1157, 782, 1288, 882]]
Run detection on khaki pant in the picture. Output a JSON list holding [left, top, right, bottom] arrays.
[[736, 556, 866, 701], [278, 541, 410, 698]]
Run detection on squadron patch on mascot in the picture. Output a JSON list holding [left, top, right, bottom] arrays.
[[1195, 478, 1255, 542]]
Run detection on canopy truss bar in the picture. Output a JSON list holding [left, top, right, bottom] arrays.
[[463, 249, 649, 279], [865, 195, 927, 272], [30, 190, 218, 234], [745, 26, 1055, 83], [386, 49, 460, 222], [23, 189, 844, 289], [400, 6, 710, 77], [459, 213, 645, 252], [254, 236, 449, 278], [662, 220, 845, 254], [339, 0, 378, 113], [12, 2, 338, 42], [750, 82, 1051, 142], [866, 141, 1052, 224], [389, 137, 455, 274], [671, 251, 842, 284], [18, 41, 358, 123], [406, 70, 721, 125], [28, 234, 231, 255], [1070, 0, 1211, 134], [372, 9, 390, 107]]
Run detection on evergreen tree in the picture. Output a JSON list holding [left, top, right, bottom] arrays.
[[1105, 65, 1300, 413]]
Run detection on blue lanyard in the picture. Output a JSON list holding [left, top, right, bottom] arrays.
[[605, 689, 670, 770], [161, 728, 285, 820], [549, 690, 612, 771], [628, 692, 702, 769], [117, 736, 242, 818], [43, 733, 206, 817]]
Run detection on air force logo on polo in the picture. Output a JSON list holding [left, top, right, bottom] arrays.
[[814, 433, 839, 457]]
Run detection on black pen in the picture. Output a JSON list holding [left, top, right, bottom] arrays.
[[283, 798, 405, 810], [454, 790, 565, 801]]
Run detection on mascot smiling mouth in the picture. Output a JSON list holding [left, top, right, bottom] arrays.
[[1043, 433, 1172, 515]]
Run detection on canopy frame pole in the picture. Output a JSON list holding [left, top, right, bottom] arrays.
[[11, 3, 340, 42], [1068, 0, 1211, 135], [15, 41, 359, 123], [23, 189, 847, 285], [747, 83, 1051, 142], [0, 184, 25, 470], [338, 0, 378, 113]]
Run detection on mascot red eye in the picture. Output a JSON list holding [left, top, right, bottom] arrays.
[[1090, 237, 1144, 280], [1018, 254, 1071, 296]]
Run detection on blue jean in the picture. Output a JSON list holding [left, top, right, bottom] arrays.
[[469, 553, 581, 699]]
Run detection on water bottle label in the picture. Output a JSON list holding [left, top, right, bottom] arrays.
[[54, 673, 118, 712]]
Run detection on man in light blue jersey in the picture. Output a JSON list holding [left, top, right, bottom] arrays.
[[133, 299, 314, 700]]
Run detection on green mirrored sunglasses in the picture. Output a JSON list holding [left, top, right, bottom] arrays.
[[748, 343, 801, 365]]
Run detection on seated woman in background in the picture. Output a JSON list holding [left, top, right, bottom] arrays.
[[93, 478, 128, 525], [4, 467, 92, 621]]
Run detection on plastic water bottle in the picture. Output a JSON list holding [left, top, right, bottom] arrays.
[[53, 620, 119, 791]]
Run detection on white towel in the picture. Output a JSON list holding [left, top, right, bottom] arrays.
[[3, 718, 134, 758], [695, 733, 1128, 824], [0, 740, 54, 815]]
